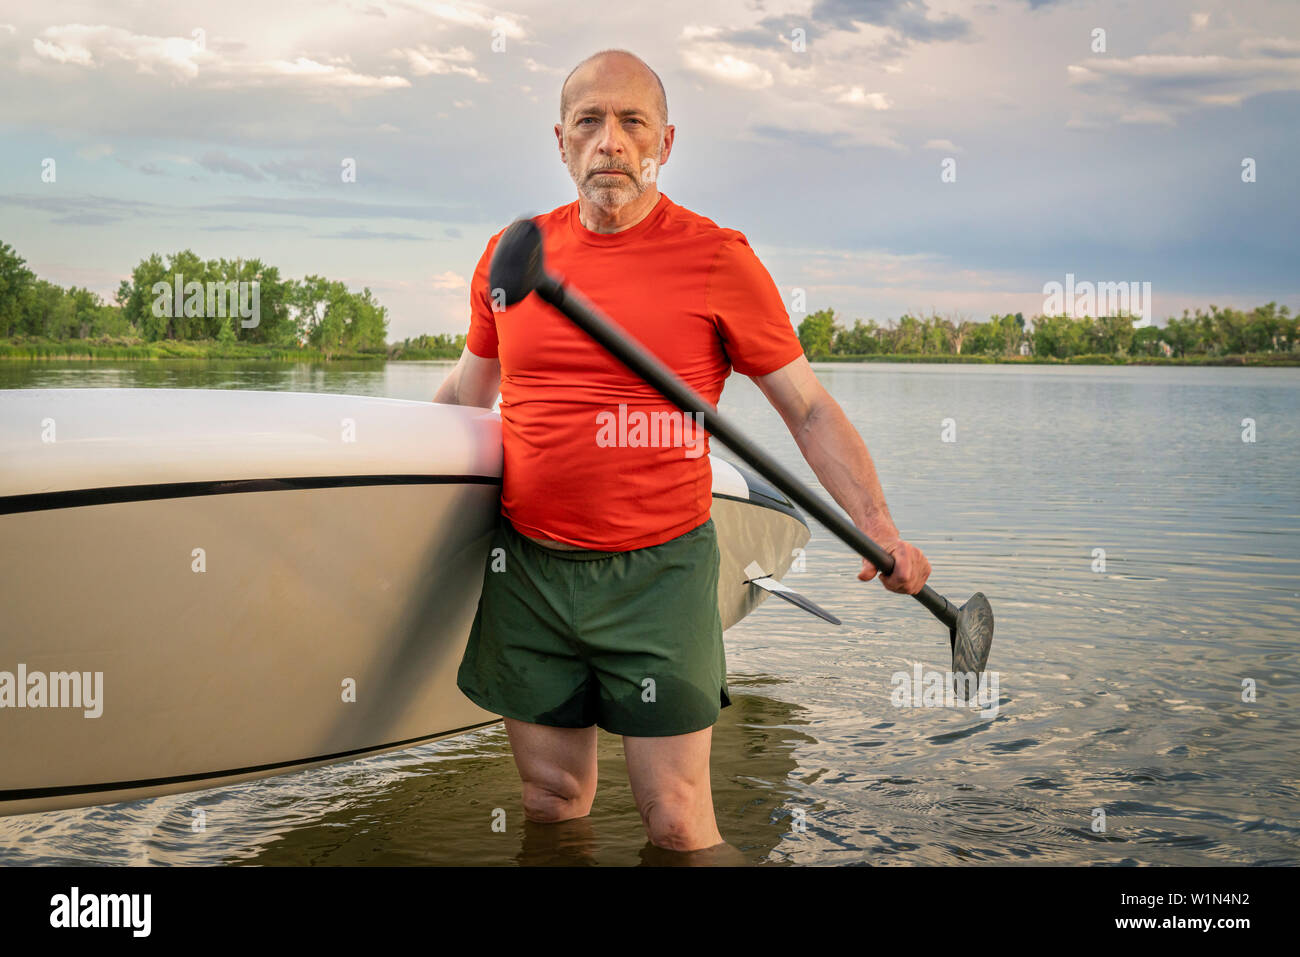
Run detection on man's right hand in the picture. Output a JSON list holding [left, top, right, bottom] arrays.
[[859, 537, 932, 595]]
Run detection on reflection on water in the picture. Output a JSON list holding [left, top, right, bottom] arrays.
[[0, 683, 808, 866], [1, 360, 1298, 865]]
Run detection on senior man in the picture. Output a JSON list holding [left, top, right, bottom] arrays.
[[435, 49, 930, 855]]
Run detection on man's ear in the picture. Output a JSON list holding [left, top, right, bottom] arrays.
[[659, 124, 675, 165]]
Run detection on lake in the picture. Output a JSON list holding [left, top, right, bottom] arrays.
[[1, 360, 1297, 865]]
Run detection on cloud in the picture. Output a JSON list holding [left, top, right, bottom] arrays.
[[430, 270, 467, 290], [236, 56, 409, 90], [28, 24, 409, 93], [693, 0, 970, 55], [257, 159, 309, 183], [50, 212, 123, 226], [1118, 107, 1177, 125], [32, 24, 208, 78], [924, 138, 962, 152], [673, 0, 971, 150], [389, 44, 484, 80], [194, 196, 473, 222], [1067, 52, 1300, 124], [199, 150, 265, 181], [77, 143, 114, 160], [321, 227, 429, 241], [391, 0, 526, 39], [0, 192, 167, 222], [799, 0, 969, 43], [1242, 36, 1300, 58], [682, 48, 773, 89], [832, 85, 890, 108]]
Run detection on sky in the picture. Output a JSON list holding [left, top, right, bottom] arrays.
[[0, 0, 1297, 341]]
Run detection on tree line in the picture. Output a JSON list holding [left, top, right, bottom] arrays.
[[0, 241, 388, 358], [4, 239, 1294, 362], [797, 305, 1297, 360]]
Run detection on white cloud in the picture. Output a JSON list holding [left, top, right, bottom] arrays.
[[390, 44, 483, 80], [430, 270, 467, 291], [246, 56, 408, 89], [681, 50, 773, 89], [832, 85, 891, 109], [523, 57, 561, 74], [32, 24, 207, 78], [1067, 52, 1300, 124], [681, 25, 724, 41], [29, 23, 409, 91], [923, 138, 961, 152], [401, 1, 526, 39]]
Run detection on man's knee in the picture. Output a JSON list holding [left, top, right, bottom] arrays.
[[521, 777, 594, 823], [636, 791, 713, 850]]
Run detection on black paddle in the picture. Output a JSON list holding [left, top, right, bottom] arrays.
[[488, 216, 994, 678]]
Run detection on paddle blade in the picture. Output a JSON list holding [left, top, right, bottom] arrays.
[[951, 592, 994, 676], [489, 217, 546, 306]]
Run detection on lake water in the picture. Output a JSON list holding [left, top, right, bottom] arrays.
[[1, 360, 1297, 865]]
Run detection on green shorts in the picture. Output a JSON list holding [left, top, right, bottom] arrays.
[[456, 514, 730, 737]]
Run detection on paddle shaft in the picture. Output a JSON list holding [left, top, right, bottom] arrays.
[[535, 275, 961, 632]]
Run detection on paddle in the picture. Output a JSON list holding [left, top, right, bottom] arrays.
[[488, 216, 994, 678]]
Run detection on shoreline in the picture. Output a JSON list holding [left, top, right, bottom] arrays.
[[812, 352, 1300, 366], [1, 338, 1296, 367]]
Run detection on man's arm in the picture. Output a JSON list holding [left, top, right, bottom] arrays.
[[433, 345, 502, 408], [751, 355, 932, 595]]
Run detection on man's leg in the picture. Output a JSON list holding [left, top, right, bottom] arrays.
[[505, 718, 599, 823], [623, 727, 723, 851]]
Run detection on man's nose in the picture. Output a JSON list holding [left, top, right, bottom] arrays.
[[595, 117, 627, 155]]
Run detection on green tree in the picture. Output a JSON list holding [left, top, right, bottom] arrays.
[[0, 241, 35, 338], [797, 308, 838, 360], [834, 318, 881, 355]]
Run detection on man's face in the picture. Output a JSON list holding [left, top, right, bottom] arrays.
[[557, 58, 672, 210]]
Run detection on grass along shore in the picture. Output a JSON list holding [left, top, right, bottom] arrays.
[[815, 352, 1300, 366], [2, 336, 1296, 366], [0, 336, 459, 361]]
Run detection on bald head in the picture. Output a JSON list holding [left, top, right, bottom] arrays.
[[559, 49, 668, 127]]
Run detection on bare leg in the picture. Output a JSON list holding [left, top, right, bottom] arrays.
[[623, 726, 723, 851], [504, 718, 598, 823]]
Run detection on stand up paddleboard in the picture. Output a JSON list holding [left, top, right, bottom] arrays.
[[0, 388, 825, 816]]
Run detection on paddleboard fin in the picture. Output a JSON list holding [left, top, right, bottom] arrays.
[[742, 562, 842, 626]]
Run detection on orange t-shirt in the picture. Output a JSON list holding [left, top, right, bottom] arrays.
[[465, 191, 803, 550]]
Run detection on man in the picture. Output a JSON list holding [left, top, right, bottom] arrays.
[[434, 49, 931, 855]]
